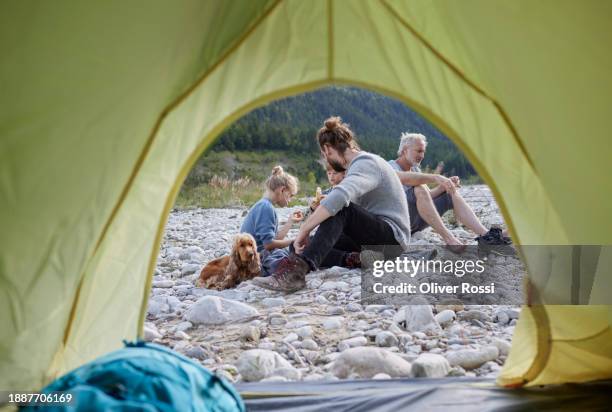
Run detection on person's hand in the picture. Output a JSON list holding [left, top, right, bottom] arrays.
[[435, 175, 456, 194], [293, 230, 309, 254], [290, 210, 304, 223], [449, 176, 461, 188], [309, 195, 326, 211]]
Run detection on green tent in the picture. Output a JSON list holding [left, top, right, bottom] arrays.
[[1, 0, 611, 392]]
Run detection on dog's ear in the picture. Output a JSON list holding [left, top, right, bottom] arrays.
[[248, 250, 261, 274], [224, 258, 239, 288], [230, 241, 241, 264]]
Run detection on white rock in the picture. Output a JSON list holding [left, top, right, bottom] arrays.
[[394, 305, 441, 333], [296, 326, 314, 339], [185, 296, 259, 325], [320, 281, 350, 291], [372, 373, 391, 380], [283, 333, 299, 343], [262, 297, 286, 308], [315, 295, 329, 305], [458, 310, 491, 323], [435, 310, 456, 327], [152, 280, 174, 288], [375, 331, 398, 347], [491, 338, 511, 356], [339, 336, 368, 351], [181, 263, 201, 277], [258, 341, 275, 350], [346, 303, 362, 312], [240, 325, 261, 342], [175, 330, 190, 340], [323, 317, 344, 330], [330, 347, 413, 378], [412, 353, 451, 378], [269, 314, 287, 326], [173, 321, 193, 333], [326, 306, 345, 315], [147, 300, 169, 316], [388, 323, 403, 335], [143, 324, 162, 341], [236, 349, 298, 382], [445, 346, 499, 370], [301, 339, 319, 350]]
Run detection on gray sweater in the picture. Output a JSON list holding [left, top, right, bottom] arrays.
[[320, 152, 411, 250]]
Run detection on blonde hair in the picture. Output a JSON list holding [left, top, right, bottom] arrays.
[[397, 132, 427, 156], [265, 165, 299, 194]]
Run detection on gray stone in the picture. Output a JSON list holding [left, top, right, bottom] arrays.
[[412, 353, 451, 378], [181, 263, 201, 277], [236, 350, 299, 382], [320, 281, 350, 291], [346, 303, 362, 312], [262, 297, 286, 308], [326, 306, 345, 315], [491, 338, 511, 356], [143, 324, 161, 341], [173, 321, 193, 333], [445, 346, 499, 370], [338, 336, 368, 351], [269, 314, 287, 326], [184, 345, 208, 360], [301, 339, 319, 350], [282, 333, 299, 343], [152, 280, 174, 288], [296, 326, 314, 339], [435, 309, 456, 327], [322, 317, 344, 330], [240, 325, 261, 342], [394, 305, 441, 333], [185, 296, 259, 325], [375, 331, 398, 347], [330, 347, 413, 378], [458, 310, 491, 323]]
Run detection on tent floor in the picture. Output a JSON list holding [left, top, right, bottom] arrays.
[[236, 377, 612, 411]]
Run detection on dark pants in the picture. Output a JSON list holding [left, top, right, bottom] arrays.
[[300, 203, 400, 269]]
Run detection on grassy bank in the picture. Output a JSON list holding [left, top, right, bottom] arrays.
[[176, 175, 320, 209]]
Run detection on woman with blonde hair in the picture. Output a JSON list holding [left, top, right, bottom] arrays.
[[240, 166, 303, 276]]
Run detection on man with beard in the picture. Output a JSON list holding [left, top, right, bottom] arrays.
[[390, 133, 511, 253], [252, 116, 411, 293]]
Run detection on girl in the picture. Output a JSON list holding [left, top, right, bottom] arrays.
[[240, 166, 303, 276]]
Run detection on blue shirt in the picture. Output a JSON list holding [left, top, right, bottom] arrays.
[[240, 198, 278, 253]]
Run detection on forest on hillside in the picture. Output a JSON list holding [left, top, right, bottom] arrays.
[[209, 86, 476, 178]]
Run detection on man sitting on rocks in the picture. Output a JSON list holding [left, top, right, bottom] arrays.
[[252, 116, 411, 293], [389, 132, 510, 253]]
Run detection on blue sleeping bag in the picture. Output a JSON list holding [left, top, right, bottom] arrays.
[[23, 341, 245, 411]]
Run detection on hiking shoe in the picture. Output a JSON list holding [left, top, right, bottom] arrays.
[[343, 252, 361, 269], [477, 226, 515, 256], [251, 254, 308, 292]]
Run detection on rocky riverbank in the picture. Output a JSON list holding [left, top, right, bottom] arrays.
[[146, 185, 521, 383]]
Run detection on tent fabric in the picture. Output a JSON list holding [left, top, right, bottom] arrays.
[[22, 341, 245, 411], [235, 377, 612, 412], [0, 0, 610, 392]]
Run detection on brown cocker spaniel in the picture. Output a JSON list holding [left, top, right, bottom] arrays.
[[196, 233, 261, 290]]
